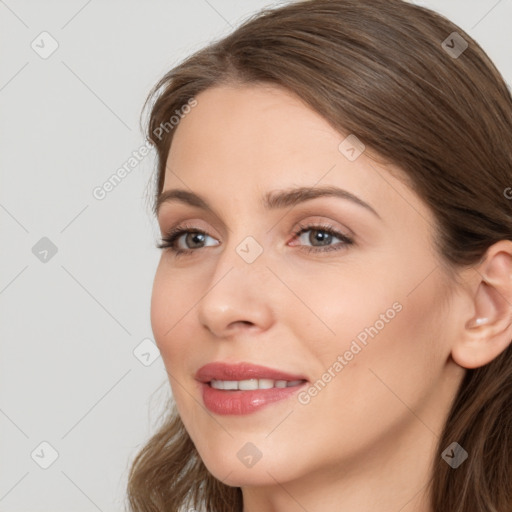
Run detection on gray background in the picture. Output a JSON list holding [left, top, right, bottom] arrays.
[[1, 1, 510, 510]]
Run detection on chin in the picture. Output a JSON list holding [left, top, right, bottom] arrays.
[[191, 437, 294, 485], [202, 459, 289, 488]]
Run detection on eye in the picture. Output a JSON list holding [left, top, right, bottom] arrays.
[[290, 222, 354, 253], [156, 222, 354, 257], [156, 225, 219, 256]]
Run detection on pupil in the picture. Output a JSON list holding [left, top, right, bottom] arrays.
[[187, 232, 205, 248], [311, 230, 331, 246]]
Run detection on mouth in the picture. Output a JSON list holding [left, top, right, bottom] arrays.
[[196, 362, 308, 415], [209, 378, 306, 390]]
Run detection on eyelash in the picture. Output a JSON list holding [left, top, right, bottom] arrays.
[[156, 222, 354, 257]]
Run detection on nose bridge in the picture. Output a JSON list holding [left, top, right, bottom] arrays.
[[214, 212, 268, 275], [196, 227, 273, 335], [208, 229, 269, 298]]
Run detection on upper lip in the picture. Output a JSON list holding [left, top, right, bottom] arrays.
[[195, 362, 308, 383]]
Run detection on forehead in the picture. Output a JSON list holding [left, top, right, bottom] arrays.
[[167, 83, 343, 167], [162, 84, 430, 227]]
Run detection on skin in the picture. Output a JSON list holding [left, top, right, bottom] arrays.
[[151, 83, 512, 512]]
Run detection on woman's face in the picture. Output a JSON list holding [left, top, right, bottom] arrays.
[[151, 84, 465, 488]]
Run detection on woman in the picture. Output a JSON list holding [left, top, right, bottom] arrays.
[[126, 0, 512, 510]]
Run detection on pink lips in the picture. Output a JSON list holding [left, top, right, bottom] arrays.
[[195, 362, 308, 415]]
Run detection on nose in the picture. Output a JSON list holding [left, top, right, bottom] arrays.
[[196, 240, 275, 338]]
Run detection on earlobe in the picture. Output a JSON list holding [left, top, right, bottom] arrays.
[[465, 316, 489, 328], [452, 241, 512, 370]]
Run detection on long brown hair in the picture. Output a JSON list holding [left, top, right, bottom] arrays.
[[126, 1, 512, 510]]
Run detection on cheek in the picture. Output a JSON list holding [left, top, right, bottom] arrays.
[[150, 265, 170, 350], [150, 269, 200, 422], [150, 263, 192, 369], [288, 305, 444, 470], [297, 263, 449, 416], [288, 264, 402, 358], [352, 282, 447, 411], [302, 249, 447, 366]]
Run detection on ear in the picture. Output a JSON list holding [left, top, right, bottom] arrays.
[[451, 240, 512, 370]]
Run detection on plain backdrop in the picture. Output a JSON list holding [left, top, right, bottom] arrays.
[[1, 1, 511, 510]]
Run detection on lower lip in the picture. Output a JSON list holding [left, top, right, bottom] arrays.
[[201, 382, 307, 415]]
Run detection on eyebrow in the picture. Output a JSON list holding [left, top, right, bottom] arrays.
[[155, 185, 381, 219]]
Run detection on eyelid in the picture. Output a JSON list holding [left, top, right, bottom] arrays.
[[290, 212, 356, 237], [159, 215, 349, 242], [157, 210, 229, 239], [159, 218, 219, 237]]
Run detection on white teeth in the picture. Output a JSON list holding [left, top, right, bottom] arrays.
[[210, 379, 304, 390], [258, 379, 274, 389], [239, 379, 258, 390]]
